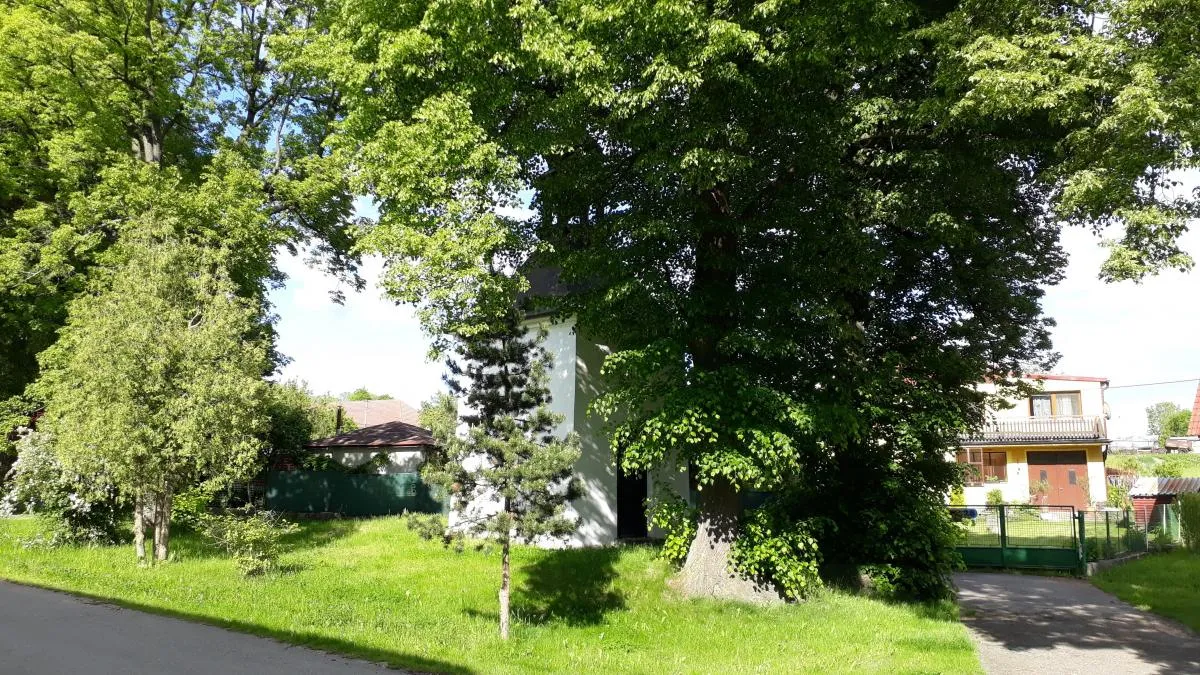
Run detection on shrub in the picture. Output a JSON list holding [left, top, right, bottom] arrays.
[[949, 487, 965, 507], [0, 431, 124, 545], [646, 485, 698, 567], [1149, 526, 1174, 552], [1178, 493, 1200, 552], [1107, 484, 1132, 511], [985, 489, 1004, 507], [199, 510, 299, 576], [405, 511, 448, 541], [172, 485, 220, 531], [1152, 458, 1184, 478], [730, 504, 821, 601]]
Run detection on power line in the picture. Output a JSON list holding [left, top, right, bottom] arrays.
[[1106, 377, 1200, 390]]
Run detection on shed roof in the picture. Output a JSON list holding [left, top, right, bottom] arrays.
[[306, 420, 434, 449], [1130, 476, 1200, 497]]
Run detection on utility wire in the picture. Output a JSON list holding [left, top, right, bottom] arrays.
[[1106, 377, 1200, 390]]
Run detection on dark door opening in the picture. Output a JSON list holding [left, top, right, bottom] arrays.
[[616, 469, 648, 539]]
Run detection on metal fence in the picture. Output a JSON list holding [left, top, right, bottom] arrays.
[[953, 505, 1080, 570], [1150, 503, 1182, 543], [265, 471, 444, 517], [952, 505, 1146, 572], [1079, 509, 1146, 561]]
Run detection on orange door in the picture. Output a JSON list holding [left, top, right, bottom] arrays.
[[1027, 451, 1089, 509]]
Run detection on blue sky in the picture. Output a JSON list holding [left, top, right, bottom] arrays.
[[269, 223, 1200, 440]]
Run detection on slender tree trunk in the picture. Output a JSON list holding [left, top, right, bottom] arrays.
[[499, 535, 511, 640], [153, 490, 172, 562], [133, 495, 147, 563], [675, 477, 781, 604]]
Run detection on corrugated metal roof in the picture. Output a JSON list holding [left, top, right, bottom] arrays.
[[1130, 476, 1200, 497]]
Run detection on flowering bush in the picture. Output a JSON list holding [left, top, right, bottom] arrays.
[[1, 431, 124, 545]]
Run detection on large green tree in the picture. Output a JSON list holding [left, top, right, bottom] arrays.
[[36, 235, 270, 563], [0, 0, 358, 407], [304, 0, 1198, 599], [1147, 401, 1192, 446]]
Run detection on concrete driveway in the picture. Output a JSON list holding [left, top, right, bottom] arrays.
[[956, 572, 1200, 674], [0, 581, 405, 674]]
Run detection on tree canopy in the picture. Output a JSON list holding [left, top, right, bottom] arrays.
[[0, 0, 360, 406], [36, 235, 271, 562], [345, 387, 395, 401], [302, 0, 1199, 599]]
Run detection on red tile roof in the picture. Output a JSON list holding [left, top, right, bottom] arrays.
[[1189, 382, 1200, 436], [305, 420, 434, 449], [338, 399, 421, 428]]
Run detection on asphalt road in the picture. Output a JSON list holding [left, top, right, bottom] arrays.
[[0, 580, 400, 675], [956, 572, 1200, 674]]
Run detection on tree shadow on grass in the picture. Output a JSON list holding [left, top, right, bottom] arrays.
[[6, 581, 474, 674], [513, 546, 626, 626]]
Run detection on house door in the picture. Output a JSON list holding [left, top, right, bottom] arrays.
[[1027, 451, 1089, 509], [616, 469, 648, 539]]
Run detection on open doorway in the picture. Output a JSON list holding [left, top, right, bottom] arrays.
[[616, 469, 648, 539]]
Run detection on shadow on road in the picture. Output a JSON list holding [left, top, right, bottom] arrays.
[[956, 572, 1200, 673]]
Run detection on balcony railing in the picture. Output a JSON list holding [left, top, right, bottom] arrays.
[[961, 415, 1107, 444]]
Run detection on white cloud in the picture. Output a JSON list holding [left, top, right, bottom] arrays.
[[269, 251, 444, 406]]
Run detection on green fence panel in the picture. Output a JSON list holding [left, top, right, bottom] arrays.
[[953, 505, 1081, 572], [266, 471, 444, 516]]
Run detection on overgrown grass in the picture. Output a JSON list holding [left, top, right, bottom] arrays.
[[1092, 550, 1200, 632], [0, 516, 980, 674], [1107, 454, 1200, 478]]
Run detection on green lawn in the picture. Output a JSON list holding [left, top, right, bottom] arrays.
[[1092, 550, 1200, 632], [1106, 454, 1200, 478], [0, 516, 980, 674]]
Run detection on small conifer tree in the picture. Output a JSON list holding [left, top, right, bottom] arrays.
[[422, 310, 582, 639]]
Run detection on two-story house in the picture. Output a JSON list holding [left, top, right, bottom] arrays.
[[956, 375, 1109, 509]]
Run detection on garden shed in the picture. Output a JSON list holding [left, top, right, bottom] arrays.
[[1130, 476, 1200, 534], [266, 421, 444, 516]]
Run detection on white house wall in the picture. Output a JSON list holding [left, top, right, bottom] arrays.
[[570, 331, 618, 546], [319, 449, 424, 474], [975, 378, 1107, 419]]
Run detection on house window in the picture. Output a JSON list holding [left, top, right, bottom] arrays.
[[1029, 391, 1082, 417], [956, 449, 1008, 485]]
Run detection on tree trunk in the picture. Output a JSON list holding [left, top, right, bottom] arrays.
[[674, 478, 782, 604], [153, 490, 172, 562], [499, 536, 511, 640], [133, 495, 147, 563]]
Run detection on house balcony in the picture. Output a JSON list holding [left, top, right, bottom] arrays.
[[961, 415, 1108, 445]]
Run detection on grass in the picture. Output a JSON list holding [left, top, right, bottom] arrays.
[[1107, 453, 1200, 478], [1093, 550, 1200, 632], [0, 516, 981, 674]]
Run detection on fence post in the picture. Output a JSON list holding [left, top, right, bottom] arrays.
[[1105, 511, 1111, 552], [998, 505, 1008, 569], [1076, 510, 1086, 575]]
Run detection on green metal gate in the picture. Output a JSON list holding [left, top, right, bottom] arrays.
[[265, 471, 444, 516], [953, 505, 1082, 571]]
